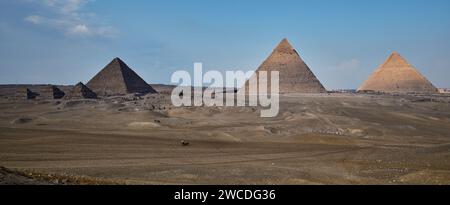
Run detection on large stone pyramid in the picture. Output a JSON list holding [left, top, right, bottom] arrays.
[[87, 57, 157, 96], [244, 38, 326, 94], [358, 52, 438, 93], [65, 82, 97, 99]]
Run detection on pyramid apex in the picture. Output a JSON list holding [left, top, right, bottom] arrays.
[[383, 51, 409, 67], [112, 57, 123, 62], [274, 38, 294, 53], [391, 51, 401, 56], [109, 57, 128, 68], [279, 38, 291, 45]]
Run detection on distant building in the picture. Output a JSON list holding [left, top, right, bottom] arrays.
[[439, 88, 450, 93], [330, 89, 357, 93]]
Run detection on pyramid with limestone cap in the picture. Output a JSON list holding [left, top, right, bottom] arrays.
[[243, 38, 326, 94], [87, 57, 157, 96], [358, 52, 438, 93]]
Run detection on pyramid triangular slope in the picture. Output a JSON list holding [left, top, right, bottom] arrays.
[[243, 38, 326, 94], [87, 58, 157, 96], [26, 88, 39, 99], [358, 52, 438, 93], [65, 82, 97, 99]]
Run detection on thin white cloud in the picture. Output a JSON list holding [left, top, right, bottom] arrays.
[[66, 24, 118, 38], [70, 24, 89, 35], [24, 0, 118, 38], [327, 59, 361, 71], [61, 0, 88, 14], [24, 15, 42, 24], [32, 0, 88, 14]]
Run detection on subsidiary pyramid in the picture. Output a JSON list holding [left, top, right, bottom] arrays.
[[243, 38, 326, 94], [87, 58, 157, 96], [65, 82, 97, 99], [358, 52, 438, 93], [26, 88, 39, 99], [40, 85, 65, 99]]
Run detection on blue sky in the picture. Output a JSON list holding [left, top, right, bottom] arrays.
[[1, 0, 450, 89]]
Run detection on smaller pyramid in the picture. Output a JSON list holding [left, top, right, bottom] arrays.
[[38, 85, 65, 99], [243, 38, 326, 94], [50, 85, 66, 99], [40, 85, 65, 99], [18, 88, 39, 100], [358, 52, 438, 93], [26, 88, 39, 99], [16, 86, 64, 100], [65, 82, 97, 99], [87, 57, 157, 96]]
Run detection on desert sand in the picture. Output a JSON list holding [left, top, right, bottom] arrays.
[[1, 86, 450, 185]]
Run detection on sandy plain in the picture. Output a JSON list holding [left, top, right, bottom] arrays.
[[1, 86, 450, 184]]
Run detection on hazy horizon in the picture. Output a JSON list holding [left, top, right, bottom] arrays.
[[1, 0, 450, 89]]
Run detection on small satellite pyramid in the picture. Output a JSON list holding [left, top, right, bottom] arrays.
[[18, 86, 64, 100], [65, 82, 97, 99], [41, 85, 65, 99], [243, 38, 326, 94], [26, 88, 39, 99], [358, 52, 438, 93], [87, 57, 157, 96]]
